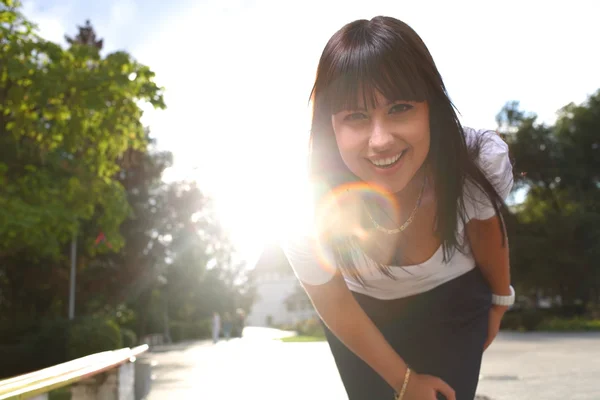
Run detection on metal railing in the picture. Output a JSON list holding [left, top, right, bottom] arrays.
[[0, 345, 149, 400]]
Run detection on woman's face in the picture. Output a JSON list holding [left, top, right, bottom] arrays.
[[331, 91, 430, 194]]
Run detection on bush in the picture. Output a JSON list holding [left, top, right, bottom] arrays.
[[521, 309, 545, 331], [169, 319, 211, 343], [500, 312, 522, 331], [0, 341, 34, 378], [294, 318, 325, 338], [121, 328, 138, 348], [501, 308, 600, 332], [537, 317, 600, 331], [501, 310, 544, 331], [49, 386, 72, 400], [67, 318, 122, 360], [0, 318, 71, 379]]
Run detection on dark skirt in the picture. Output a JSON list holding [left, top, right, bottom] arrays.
[[322, 267, 491, 400]]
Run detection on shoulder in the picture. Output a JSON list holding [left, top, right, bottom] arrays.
[[279, 233, 337, 286], [462, 126, 514, 221], [463, 127, 509, 161], [463, 126, 511, 186]]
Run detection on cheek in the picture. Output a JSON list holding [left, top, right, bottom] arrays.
[[407, 116, 430, 158], [413, 132, 430, 155], [333, 128, 363, 159]]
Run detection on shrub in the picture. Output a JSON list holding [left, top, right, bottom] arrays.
[[537, 317, 600, 331], [294, 318, 325, 338], [121, 328, 138, 348], [501, 310, 544, 331], [0, 318, 71, 379], [169, 319, 211, 343], [500, 312, 522, 331], [520, 309, 544, 331], [0, 341, 34, 378], [67, 318, 122, 360], [49, 386, 72, 400]]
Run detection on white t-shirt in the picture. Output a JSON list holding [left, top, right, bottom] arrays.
[[280, 127, 514, 300]]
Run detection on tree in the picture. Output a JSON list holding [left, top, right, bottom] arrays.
[[65, 20, 103, 50], [498, 90, 600, 307], [0, 3, 164, 322], [0, 2, 165, 260], [0, 2, 251, 350]]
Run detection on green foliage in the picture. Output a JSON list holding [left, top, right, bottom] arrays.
[[537, 317, 600, 331], [500, 310, 545, 331], [280, 335, 325, 342], [278, 318, 325, 338], [169, 320, 211, 343], [49, 387, 72, 400], [501, 311, 600, 332], [0, 3, 165, 259], [499, 89, 600, 306], [67, 318, 122, 360], [0, 4, 250, 380], [0, 318, 70, 378], [295, 318, 325, 337], [121, 328, 138, 348]]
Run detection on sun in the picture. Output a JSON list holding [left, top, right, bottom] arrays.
[[209, 142, 315, 265]]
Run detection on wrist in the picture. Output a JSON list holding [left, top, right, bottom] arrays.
[[394, 366, 411, 400], [491, 285, 515, 307], [491, 304, 509, 313], [391, 364, 409, 392], [492, 285, 512, 296]]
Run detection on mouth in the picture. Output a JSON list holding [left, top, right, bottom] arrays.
[[367, 149, 407, 169]]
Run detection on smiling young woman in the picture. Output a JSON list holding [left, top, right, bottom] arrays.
[[281, 16, 515, 400]]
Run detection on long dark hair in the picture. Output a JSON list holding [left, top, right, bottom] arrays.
[[308, 16, 509, 285]]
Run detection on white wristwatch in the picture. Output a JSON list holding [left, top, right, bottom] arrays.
[[491, 285, 515, 306]]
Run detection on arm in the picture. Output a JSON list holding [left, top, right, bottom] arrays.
[[466, 215, 511, 350], [466, 214, 511, 301], [303, 273, 409, 391], [302, 274, 456, 400], [282, 219, 454, 397]]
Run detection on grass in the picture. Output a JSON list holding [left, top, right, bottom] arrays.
[[279, 335, 326, 343], [49, 386, 72, 400]]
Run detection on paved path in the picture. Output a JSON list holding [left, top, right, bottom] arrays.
[[142, 328, 600, 399], [477, 332, 600, 400]]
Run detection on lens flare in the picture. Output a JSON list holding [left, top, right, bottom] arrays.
[[309, 181, 401, 275]]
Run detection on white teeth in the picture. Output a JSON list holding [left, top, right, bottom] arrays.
[[371, 151, 404, 167]]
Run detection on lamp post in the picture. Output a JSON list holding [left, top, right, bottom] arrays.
[[68, 231, 77, 320]]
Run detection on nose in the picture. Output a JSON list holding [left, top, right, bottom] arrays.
[[368, 118, 394, 152]]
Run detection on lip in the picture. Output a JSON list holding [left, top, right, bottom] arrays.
[[366, 149, 408, 175], [367, 149, 407, 162]]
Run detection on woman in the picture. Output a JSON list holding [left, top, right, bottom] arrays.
[[282, 16, 515, 400]]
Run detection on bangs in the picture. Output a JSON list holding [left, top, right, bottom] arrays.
[[316, 30, 436, 114]]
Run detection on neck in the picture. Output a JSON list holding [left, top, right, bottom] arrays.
[[365, 168, 428, 230], [393, 167, 427, 212]]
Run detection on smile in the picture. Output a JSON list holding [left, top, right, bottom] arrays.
[[368, 150, 407, 168]]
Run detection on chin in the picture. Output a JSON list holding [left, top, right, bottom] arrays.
[[368, 179, 407, 195]]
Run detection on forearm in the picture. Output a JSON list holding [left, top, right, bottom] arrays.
[[477, 255, 511, 296], [310, 280, 408, 391]]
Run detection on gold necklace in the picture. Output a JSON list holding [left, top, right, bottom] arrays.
[[365, 175, 426, 235]]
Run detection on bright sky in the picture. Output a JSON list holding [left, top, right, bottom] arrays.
[[23, 0, 600, 266]]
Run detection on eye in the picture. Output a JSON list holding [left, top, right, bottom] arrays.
[[343, 112, 368, 122], [389, 103, 414, 114]]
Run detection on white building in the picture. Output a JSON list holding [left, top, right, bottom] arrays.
[[246, 244, 317, 327]]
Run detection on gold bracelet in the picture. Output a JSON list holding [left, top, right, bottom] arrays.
[[394, 367, 411, 400]]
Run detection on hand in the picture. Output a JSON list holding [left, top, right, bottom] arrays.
[[403, 371, 456, 400], [483, 305, 508, 351]]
